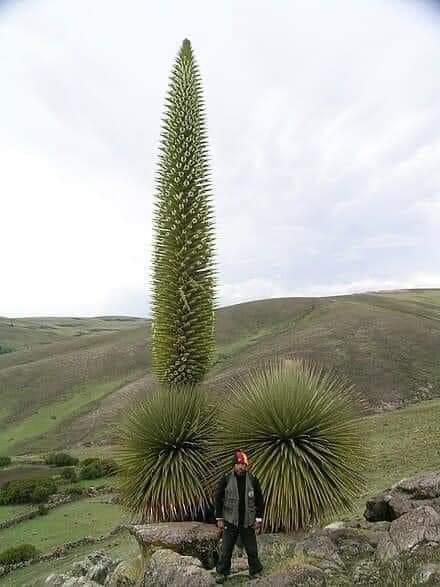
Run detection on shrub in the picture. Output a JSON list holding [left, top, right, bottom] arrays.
[[65, 485, 84, 497], [44, 452, 79, 467], [61, 467, 78, 482], [113, 385, 216, 522], [0, 344, 14, 355], [37, 503, 49, 515], [78, 458, 118, 480], [0, 456, 11, 468], [81, 457, 99, 466], [0, 543, 39, 565], [79, 462, 102, 480], [0, 477, 57, 505], [214, 357, 367, 532]]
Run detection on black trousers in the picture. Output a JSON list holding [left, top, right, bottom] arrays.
[[216, 523, 263, 576]]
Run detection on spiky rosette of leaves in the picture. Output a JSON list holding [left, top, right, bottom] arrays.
[[151, 38, 217, 386], [112, 385, 216, 522], [213, 358, 367, 532]]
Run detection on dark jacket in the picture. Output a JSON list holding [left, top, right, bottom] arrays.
[[215, 470, 264, 525]]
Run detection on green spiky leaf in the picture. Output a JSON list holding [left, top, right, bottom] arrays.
[[151, 38, 217, 385], [212, 358, 368, 532], [112, 385, 216, 522]]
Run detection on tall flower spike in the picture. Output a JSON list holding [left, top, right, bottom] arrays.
[[150, 39, 217, 385]]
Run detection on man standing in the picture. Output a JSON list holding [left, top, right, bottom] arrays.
[[215, 449, 264, 583]]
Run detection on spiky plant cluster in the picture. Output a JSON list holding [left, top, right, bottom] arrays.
[[151, 38, 216, 386], [213, 358, 367, 532], [113, 385, 216, 522]]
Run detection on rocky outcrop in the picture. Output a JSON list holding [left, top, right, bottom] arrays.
[[45, 551, 121, 586], [365, 472, 440, 522], [25, 470, 440, 587], [104, 559, 139, 586], [294, 531, 344, 571], [128, 522, 221, 569], [140, 549, 216, 586], [376, 505, 440, 561]]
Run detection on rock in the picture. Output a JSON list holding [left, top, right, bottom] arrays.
[[86, 561, 118, 584], [255, 564, 325, 586], [62, 578, 101, 587], [140, 548, 216, 586], [128, 522, 221, 569], [68, 550, 118, 584], [45, 574, 69, 586], [351, 560, 381, 585], [396, 472, 440, 499], [365, 471, 440, 523], [364, 491, 397, 522], [324, 521, 346, 530], [0, 566, 6, 578], [294, 532, 344, 571], [71, 561, 89, 577], [324, 527, 377, 558], [258, 531, 305, 549], [104, 559, 138, 586], [376, 506, 440, 561], [413, 562, 440, 584]]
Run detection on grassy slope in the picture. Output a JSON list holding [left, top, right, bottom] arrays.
[[1, 289, 440, 456], [0, 316, 143, 354]]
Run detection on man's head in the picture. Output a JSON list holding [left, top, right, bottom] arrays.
[[233, 449, 248, 475]]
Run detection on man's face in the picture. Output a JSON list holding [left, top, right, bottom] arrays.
[[234, 463, 247, 475]]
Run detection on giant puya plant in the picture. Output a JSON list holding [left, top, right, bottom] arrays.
[[113, 39, 217, 522], [213, 358, 367, 532]]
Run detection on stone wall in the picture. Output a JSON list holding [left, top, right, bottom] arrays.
[[0, 485, 117, 530], [0, 524, 127, 580]]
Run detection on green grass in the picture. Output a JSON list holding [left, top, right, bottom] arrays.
[[0, 503, 35, 523], [0, 376, 141, 455], [0, 531, 140, 587], [0, 316, 144, 353], [357, 398, 440, 507], [0, 494, 130, 554]]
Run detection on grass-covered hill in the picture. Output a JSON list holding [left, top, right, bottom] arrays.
[[1, 288, 439, 456]]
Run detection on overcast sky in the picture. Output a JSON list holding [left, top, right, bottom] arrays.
[[1, 0, 439, 317]]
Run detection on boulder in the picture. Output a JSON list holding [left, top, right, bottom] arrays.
[[255, 564, 325, 586], [62, 579, 102, 587], [351, 560, 381, 584], [67, 551, 119, 584], [104, 559, 139, 586], [365, 471, 440, 522], [294, 531, 344, 571], [376, 506, 440, 561], [45, 575, 69, 586], [128, 522, 221, 569], [140, 548, 216, 586], [395, 472, 440, 499]]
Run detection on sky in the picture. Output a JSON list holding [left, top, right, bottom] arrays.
[[1, 0, 439, 317]]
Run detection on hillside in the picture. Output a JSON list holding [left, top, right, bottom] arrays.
[[1, 288, 439, 456]]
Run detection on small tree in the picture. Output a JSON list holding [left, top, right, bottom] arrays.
[[151, 38, 217, 386]]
